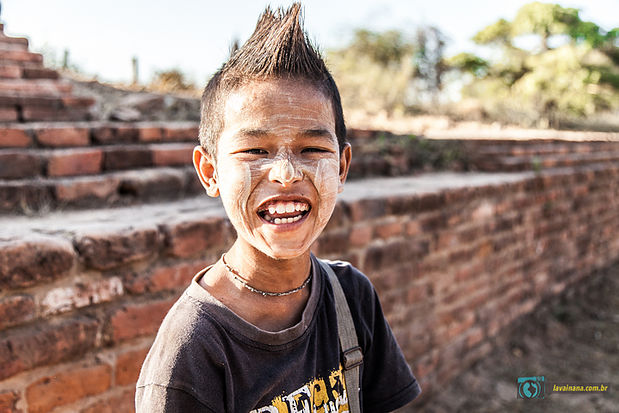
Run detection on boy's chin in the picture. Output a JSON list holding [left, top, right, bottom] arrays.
[[255, 240, 313, 261]]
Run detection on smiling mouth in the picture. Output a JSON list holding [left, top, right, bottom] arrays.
[[257, 200, 311, 225]]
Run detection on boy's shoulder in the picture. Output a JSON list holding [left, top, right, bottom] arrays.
[[316, 256, 378, 307], [318, 257, 373, 287]]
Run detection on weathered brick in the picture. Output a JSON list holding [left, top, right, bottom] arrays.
[[26, 363, 111, 413], [151, 143, 193, 166], [348, 198, 386, 221], [375, 220, 403, 239], [0, 50, 43, 64], [61, 96, 95, 109], [41, 277, 124, 315], [0, 35, 29, 47], [162, 217, 231, 258], [0, 295, 35, 330], [315, 229, 350, 255], [138, 127, 163, 142], [46, 148, 103, 177], [163, 125, 199, 141], [0, 107, 18, 122], [118, 168, 186, 200], [115, 347, 149, 386], [0, 65, 22, 78], [363, 239, 429, 272], [0, 317, 98, 381], [348, 224, 373, 248], [103, 147, 152, 170], [92, 126, 139, 144], [420, 212, 448, 232], [109, 299, 175, 342], [0, 182, 54, 213], [465, 326, 485, 349], [405, 220, 421, 236], [74, 225, 162, 270], [91, 126, 114, 144], [324, 201, 349, 231], [0, 128, 31, 148], [0, 234, 75, 289], [36, 127, 89, 147], [114, 126, 140, 142], [55, 176, 119, 203], [80, 388, 134, 413], [0, 152, 42, 179], [124, 261, 205, 294], [22, 68, 59, 80], [0, 390, 22, 413]]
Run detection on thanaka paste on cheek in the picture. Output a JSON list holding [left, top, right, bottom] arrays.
[[218, 162, 252, 235], [313, 158, 340, 232]]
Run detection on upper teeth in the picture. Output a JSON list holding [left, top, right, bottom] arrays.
[[266, 202, 309, 215]]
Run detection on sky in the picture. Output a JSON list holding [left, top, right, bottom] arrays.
[[1, 0, 617, 85]]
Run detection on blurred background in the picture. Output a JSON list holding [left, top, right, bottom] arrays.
[[2, 0, 618, 131], [0, 2, 617, 412]]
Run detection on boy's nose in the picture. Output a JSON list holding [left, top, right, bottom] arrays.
[[268, 158, 303, 186]]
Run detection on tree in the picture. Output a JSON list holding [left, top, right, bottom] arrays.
[[450, 2, 619, 127], [327, 26, 448, 115]]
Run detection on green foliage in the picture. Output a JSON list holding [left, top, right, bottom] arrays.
[[347, 29, 414, 66], [448, 53, 489, 77], [473, 19, 512, 46], [452, 2, 619, 126], [327, 26, 448, 115]]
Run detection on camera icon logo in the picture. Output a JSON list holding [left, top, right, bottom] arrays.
[[517, 376, 545, 399]]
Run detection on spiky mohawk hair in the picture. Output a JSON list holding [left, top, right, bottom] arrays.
[[198, 3, 346, 156]]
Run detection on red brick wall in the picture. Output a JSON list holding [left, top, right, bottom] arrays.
[[0, 164, 618, 411]]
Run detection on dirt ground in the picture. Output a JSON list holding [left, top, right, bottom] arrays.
[[406, 262, 618, 413]]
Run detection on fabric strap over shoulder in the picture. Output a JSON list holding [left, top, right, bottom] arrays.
[[318, 259, 363, 413]]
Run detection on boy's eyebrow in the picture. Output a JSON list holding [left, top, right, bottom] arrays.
[[237, 128, 336, 143], [238, 128, 269, 137], [300, 128, 334, 140]]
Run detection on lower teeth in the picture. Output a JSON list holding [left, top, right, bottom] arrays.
[[264, 214, 304, 224]]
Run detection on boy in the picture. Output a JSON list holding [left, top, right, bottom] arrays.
[[136, 4, 421, 412]]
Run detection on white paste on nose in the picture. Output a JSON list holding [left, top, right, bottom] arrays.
[[269, 155, 302, 184]]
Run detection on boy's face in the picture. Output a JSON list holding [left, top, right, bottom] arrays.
[[194, 79, 351, 260]]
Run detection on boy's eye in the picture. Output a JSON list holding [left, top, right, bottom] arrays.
[[242, 149, 268, 155], [302, 147, 329, 153]]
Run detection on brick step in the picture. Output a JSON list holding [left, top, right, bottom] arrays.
[[0, 49, 44, 66], [0, 65, 59, 80], [473, 151, 619, 172], [0, 78, 73, 97], [0, 40, 29, 52], [0, 95, 94, 123], [0, 121, 198, 148], [0, 34, 30, 47], [0, 166, 203, 213], [0, 142, 195, 179], [468, 141, 619, 157], [424, 129, 619, 142]]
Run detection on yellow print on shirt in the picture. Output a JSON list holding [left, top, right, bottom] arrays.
[[250, 365, 349, 413]]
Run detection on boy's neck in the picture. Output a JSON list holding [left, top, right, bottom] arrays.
[[225, 240, 312, 293], [198, 239, 314, 331]]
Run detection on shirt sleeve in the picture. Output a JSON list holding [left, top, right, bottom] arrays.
[[136, 383, 217, 413], [329, 261, 422, 412]]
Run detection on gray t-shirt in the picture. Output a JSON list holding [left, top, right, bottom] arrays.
[[136, 254, 421, 412]]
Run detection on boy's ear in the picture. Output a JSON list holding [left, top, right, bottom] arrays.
[[193, 146, 220, 197], [338, 143, 352, 194]]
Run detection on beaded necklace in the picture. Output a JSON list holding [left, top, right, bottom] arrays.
[[221, 253, 312, 297]]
